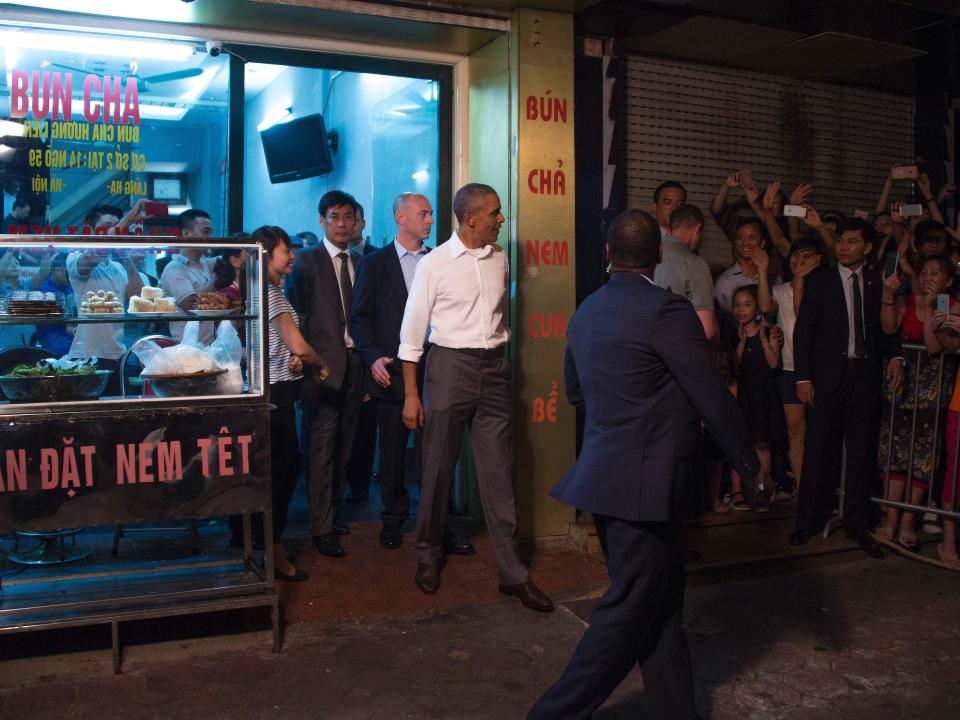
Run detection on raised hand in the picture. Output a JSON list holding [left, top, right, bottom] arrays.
[[882, 270, 902, 299], [802, 204, 823, 228], [916, 173, 934, 199], [770, 324, 784, 351], [724, 171, 742, 189], [790, 183, 813, 205], [753, 246, 770, 273], [890, 200, 905, 224], [762, 182, 782, 211], [795, 253, 821, 278], [938, 182, 955, 204]]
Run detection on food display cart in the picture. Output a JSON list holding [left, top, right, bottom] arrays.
[[0, 235, 277, 672]]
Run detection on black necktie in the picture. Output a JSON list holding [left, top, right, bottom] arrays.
[[851, 271, 865, 358], [337, 252, 352, 322]]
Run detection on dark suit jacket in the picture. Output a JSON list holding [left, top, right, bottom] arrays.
[[793, 264, 899, 396], [289, 246, 359, 400], [551, 273, 759, 523], [350, 244, 427, 402]]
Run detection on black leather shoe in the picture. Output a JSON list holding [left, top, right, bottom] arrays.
[[313, 533, 345, 558], [853, 531, 885, 559], [415, 562, 441, 594], [333, 523, 350, 536], [379, 531, 403, 549], [499, 580, 555, 612], [788, 530, 810, 546], [442, 536, 476, 555], [274, 567, 309, 582]]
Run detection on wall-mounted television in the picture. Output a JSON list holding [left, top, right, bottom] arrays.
[[260, 113, 334, 184]]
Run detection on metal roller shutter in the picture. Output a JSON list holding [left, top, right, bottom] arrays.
[[621, 55, 916, 270]]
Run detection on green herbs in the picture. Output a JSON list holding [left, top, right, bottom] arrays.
[[9, 361, 96, 377]]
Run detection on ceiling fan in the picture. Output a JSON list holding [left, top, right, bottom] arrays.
[[40, 59, 203, 93]]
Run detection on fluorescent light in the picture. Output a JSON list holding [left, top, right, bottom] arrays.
[[139, 105, 188, 120], [0, 30, 195, 61], [411, 169, 429, 182], [258, 107, 292, 132]]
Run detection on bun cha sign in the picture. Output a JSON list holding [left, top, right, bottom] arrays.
[[8, 69, 142, 126]]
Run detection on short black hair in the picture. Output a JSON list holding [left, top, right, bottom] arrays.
[[669, 203, 704, 230], [177, 208, 211, 233], [837, 217, 877, 246], [318, 190, 358, 217], [355, 202, 364, 220], [453, 183, 498, 223], [251, 225, 292, 257], [735, 216, 766, 240], [914, 219, 948, 246], [732, 283, 760, 310], [789, 237, 829, 264], [653, 180, 686, 204], [607, 209, 660, 270]]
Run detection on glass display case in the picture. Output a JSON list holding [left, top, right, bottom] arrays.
[[0, 236, 265, 410]]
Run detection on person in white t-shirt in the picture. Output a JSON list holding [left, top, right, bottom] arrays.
[[67, 249, 143, 395], [756, 239, 826, 498]]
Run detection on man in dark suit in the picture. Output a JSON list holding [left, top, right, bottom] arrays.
[[529, 209, 760, 720], [351, 193, 476, 554], [290, 190, 364, 558], [345, 201, 379, 504], [792, 217, 904, 556]]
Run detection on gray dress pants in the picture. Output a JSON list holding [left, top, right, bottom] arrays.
[[416, 345, 528, 586]]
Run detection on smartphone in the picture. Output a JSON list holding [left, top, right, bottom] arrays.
[[892, 165, 919, 180], [783, 204, 807, 218], [883, 251, 899, 278], [899, 203, 923, 217], [144, 201, 169, 217], [937, 293, 951, 314], [854, 208, 869, 220]]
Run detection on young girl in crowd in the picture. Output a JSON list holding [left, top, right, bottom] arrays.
[[878, 256, 958, 550], [729, 284, 784, 511], [933, 302, 960, 568], [254, 225, 328, 582]]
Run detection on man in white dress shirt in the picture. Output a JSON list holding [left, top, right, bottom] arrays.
[[398, 183, 554, 612]]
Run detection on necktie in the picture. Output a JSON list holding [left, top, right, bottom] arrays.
[[337, 252, 352, 322], [851, 272, 865, 358]]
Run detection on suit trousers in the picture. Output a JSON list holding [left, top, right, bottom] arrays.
[[304, 349, 364, 537], [797, 359, 880, 537], [348, 394, 378, 497], [528, 516, 696, 720], [376, 398, 413, 532], [270, 379, 301, 543], [416, 346, 528, 585]]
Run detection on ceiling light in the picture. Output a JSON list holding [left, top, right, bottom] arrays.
[[257, 107, 292, 132], [0, 30, 195, 61]]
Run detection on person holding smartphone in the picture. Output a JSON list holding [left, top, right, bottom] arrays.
[[877, 256, 958, 550]]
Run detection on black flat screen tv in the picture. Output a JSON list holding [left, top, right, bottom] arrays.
[[260, 113, 333, 183]]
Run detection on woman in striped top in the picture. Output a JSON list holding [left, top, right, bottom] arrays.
[[253, 226, 329, 582]]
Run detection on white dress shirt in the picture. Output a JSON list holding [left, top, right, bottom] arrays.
[[838, 263, 866, 358], [398, 232, 510, 363], [324, 237, 355, 348]]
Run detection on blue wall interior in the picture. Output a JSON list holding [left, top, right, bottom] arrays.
[[242, 64, 439, 246]]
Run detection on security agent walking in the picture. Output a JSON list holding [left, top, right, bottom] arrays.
[[529, 209, 760, 720], [398, 183, 553, 612]]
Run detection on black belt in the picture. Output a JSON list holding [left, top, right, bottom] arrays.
[[452, 346, 504, 360]]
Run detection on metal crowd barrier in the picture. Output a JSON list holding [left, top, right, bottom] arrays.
[[872, 343, 960, 523], [825, 344, 960, 544]]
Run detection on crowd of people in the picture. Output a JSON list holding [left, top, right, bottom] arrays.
[[651, 167, 960, 568]]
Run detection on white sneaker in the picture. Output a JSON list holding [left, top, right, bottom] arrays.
[[923, 511, 942, 536]]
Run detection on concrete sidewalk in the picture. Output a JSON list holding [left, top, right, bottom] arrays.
[[1, 547, 957, 720]]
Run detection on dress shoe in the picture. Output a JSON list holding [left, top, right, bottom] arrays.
[[333, 523, 350, 536], [499, 580, 555, 612], [442, 536, 476, 555], [851, 531, 884, 559], [379, 530, 403, 549], [788, 530, 810, 546], [313, 533, 346, 558], [345, 492, 369, 504], [274, 567, 309, 582], [415, 562, 441, 595]]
